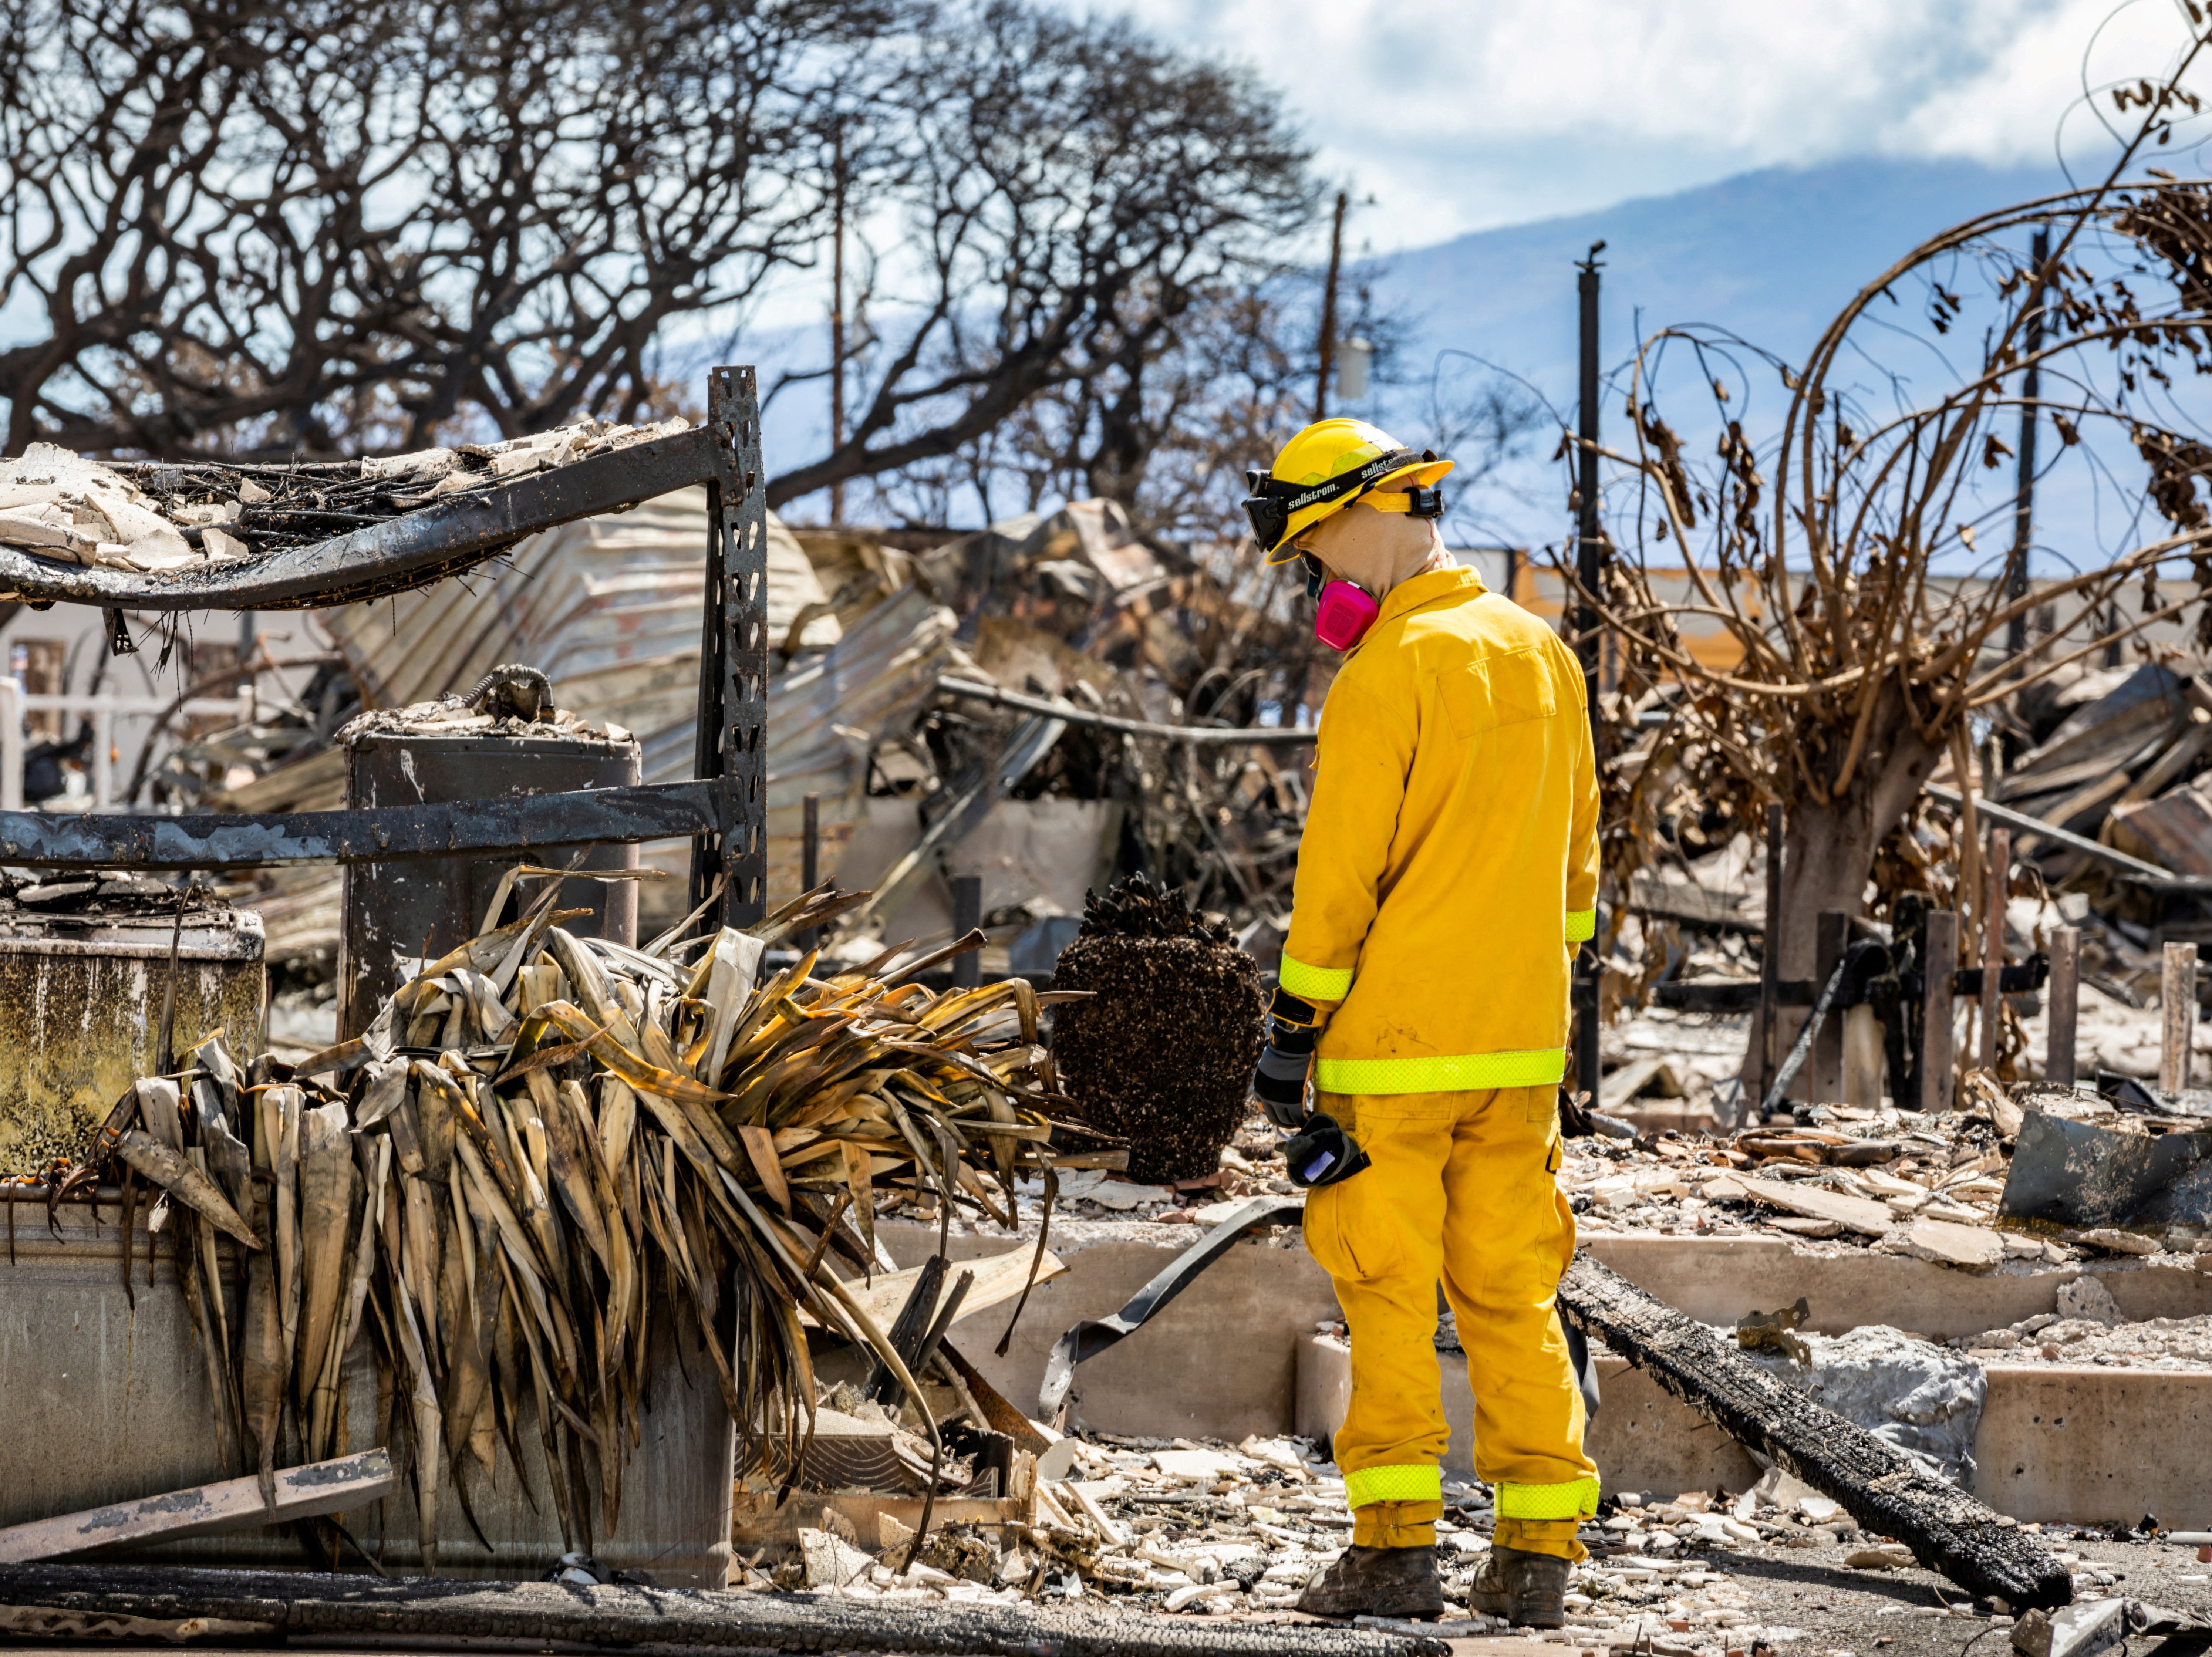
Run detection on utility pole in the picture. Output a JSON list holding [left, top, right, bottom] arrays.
[[2004, 227, 2049, 658], [1314, 189, 1348, 423], [1573, 242, 1606, 1107], [828, 130, 848, 527]]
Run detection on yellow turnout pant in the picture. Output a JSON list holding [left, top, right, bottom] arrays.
[[1302, 1086, 1599, 1560]]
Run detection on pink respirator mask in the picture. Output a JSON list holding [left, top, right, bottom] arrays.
[[1303, 556, 1380, 651]]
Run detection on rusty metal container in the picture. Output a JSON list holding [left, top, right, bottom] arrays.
[[0, 1203, 734, 1583], [0, 895, 263, 1172], [339, 723, 643, 1038]]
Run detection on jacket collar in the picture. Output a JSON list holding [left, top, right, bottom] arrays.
[[1375, 564, 1486, 629]]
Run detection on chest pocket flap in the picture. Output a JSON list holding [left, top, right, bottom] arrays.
[[1439, 645, 1561, 739]]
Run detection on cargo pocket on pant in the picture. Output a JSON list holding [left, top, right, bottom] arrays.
[[1301, 1139, 1408, 1284]]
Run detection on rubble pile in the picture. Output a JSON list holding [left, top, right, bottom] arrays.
[[1553, 1080, 2211, 1267], [1950, 1310, 2212, 1368], [748, 1424, 2209, 1648]]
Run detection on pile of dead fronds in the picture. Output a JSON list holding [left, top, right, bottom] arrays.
[[91, 878, 1082, 1569]]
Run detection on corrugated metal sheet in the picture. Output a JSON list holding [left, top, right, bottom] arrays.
[[317, 495, 957, 905]]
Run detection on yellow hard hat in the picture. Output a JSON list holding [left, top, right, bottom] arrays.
[[1242, 419, 1454, 563]]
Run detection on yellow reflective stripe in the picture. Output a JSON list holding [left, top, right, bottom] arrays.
[[1343, 1463, 1442, 1509], [1279, 953, 1353, 1001], [1565, 907, 1596, 942], [1496, 1476, 1601, 1521], [1315, 1048, 1567, 1094]]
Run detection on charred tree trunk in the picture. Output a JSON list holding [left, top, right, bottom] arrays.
[[1740, 685, 1944, 1090]]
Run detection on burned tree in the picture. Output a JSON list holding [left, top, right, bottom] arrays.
[[765, 0, 1319, 517], [0, 0, 903, 456], [1566, 42, 2211, 1073]]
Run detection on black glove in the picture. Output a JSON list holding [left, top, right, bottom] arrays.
[[1252, 985, 1319, 1129], [1282, 1113, 1371, 1188]]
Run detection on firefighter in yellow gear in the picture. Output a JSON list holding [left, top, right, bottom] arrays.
[[1242, 418, 1602, 1626]]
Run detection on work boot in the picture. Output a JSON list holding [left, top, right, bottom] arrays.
[[1464, 1543, 1571, 1629], [1295, 1544, 1446, 1619]]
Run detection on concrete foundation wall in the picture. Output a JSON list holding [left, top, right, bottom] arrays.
[[0, 1206, 734, 1584], [890, 1217, 2209, 1527], [891, 1218, 2210, 1441]]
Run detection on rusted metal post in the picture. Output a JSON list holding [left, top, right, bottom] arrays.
[[1810, 910, 1849, 1104], [2004, 228, 2049, 658], [691, 367, 769, 929], [1571, 244, 1606, 1109], [2163, 941, 2199, 1095], [951, 875, 982, 990], [1979, 827, 2009, 1073], [1921, 910, 1958, 1113], [1758, 802, 1783, 1107], [2047, 925, 2079, 1087]]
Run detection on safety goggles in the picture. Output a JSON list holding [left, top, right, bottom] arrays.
[[1240, 446, 1428, 553]]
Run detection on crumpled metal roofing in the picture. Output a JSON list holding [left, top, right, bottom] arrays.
[[319, 490, 958, 899]]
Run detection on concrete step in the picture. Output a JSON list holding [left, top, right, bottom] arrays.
[[1292, 1331, 2212, 1529]]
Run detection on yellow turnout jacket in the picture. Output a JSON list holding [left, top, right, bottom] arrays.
[[1280, 565, 1599, 1093]]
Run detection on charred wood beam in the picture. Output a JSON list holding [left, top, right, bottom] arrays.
[[0, 782, 726, 871], [0, 426, 739, 613], [1656, 979, 1811, 1012], [0, 1452, 394, 1563], [0, 1563, 1446, 1657], [1556, 1252, 2073, 1610]]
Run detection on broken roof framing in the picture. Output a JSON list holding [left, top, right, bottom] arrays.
[[0, 368, 769, 928]]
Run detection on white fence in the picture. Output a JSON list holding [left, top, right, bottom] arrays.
[[0, 681, 256, 813]]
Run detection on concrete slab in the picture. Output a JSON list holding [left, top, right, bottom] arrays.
[[1294, 1334, 2212, 1528], [1579, 1231, 2210, 1337]]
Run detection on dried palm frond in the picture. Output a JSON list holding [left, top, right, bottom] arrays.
[[92, 883, 1086, 1567]]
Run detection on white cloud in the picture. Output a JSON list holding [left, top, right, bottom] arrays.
[[1067, 0, 2204, 244]]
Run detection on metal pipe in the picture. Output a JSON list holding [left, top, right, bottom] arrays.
[[92, 706, 113, 811], [1757, 801, 1783, 1109], [1922, 782, 2174, 880], [0, 679, 21, 812], [935, 678, 1316, 745], [0, 779, 721, 870], [799, 792, 821, 955], [1979, 827, 2009, 1073]]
